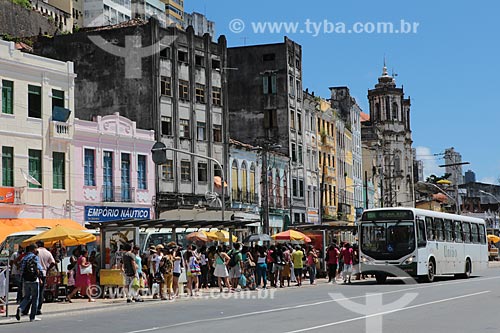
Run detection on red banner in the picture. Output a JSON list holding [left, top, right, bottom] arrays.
[[0, 187, 15, 203]]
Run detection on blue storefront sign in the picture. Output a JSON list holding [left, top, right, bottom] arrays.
[[84, 206, 151, 222]]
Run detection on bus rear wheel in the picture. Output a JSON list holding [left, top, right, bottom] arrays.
[[375, 273, 387, 284], [456, 259, 471, 279]]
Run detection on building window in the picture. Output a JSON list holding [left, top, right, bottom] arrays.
[[28, 85, 42, 118], [1, 80, 13, 114], [249, 163, 256, 202], [298, 144, 303, 164], [241, 162, 248, 202], [161, 76, 172, 96], [291, 143, 297, 162], [262, 53, 275, 61], [179, 119, 190, 138], [213, 124, 222, 142], [195, 55, 204, 67], [212, 87, 222, 106], [289, 76, 295, 97], [231, 160, 238, 199], [297, 112, 302, 134], [214, 164, 222, 177], [2, 146, 13, 187], [137, 155, 147, 189], [290, 110, 295, 129], [84, 149, 95, 186], [121, 153, 131, 200], [103, 151, 113, 201], [179, 80, 189, 100], [264, 109, 278, 128], [160, 46, 170, 58], [198, 162, 208, 182], [195, 84, 205, 104], [299, 179, 304, 197], [181, 161, 191, 181], [162, 159, 173, 181], [28, 149, 42, 189], [53, 152, 65, 190], [178, 50, 188, 63], [263, 74, 277, 94], [292, 178, 297, 197], [52, 89, 65, 110], [197, 122, 206, 141], [212, 59, 221, 70], [161, 116, 172, 136], [296, 80, 301, 100]]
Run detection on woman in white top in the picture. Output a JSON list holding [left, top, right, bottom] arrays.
[[213, 245, 231, 292], [172, 249, 182, 298]]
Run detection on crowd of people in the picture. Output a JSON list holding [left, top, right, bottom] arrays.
[[114, 239, 362, 301], [5, 238, 361, 321]]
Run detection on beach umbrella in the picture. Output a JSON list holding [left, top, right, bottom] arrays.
[[243, 234, 272, 243], [21, 224, 96, 247], [215, 230, 237, 242], [186, 231, 209, 242], [487, 234, 500, 243], [271, 230, 311, 243]]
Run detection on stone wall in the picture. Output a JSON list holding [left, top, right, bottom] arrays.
[[0, 0, 58, 37]]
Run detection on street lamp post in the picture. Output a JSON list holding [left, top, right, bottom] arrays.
[[416, 181, 458, 214], [479, 190, 500, 229]]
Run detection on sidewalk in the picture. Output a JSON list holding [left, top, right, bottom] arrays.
[[0, 280, 328, 323]]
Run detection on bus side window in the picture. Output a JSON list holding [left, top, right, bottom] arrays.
[[417, 219, 427, 248], [444, 219, 453, 242], [454, 221, 463, 242], [471, 223, 480, 243], [463, 222, 471, 243], [426, 217, 434, 241], [479, 224, 486, 244], [434, 218, 444, 241]]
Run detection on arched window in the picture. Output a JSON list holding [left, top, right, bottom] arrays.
[[375, 102, 381, 120], [283, 170, 288, 206], [231, 160, 239, 200], [392, 102, 398, 120], [275, 170, 281, 207], [385, 97, 391, 120], [394, 153, 401, 175], [249, 163, 256, 203], [241, 162, 248, 202]]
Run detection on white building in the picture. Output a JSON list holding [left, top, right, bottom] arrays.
[[184, 12, 215, 40], [0, 39, 76, 219]]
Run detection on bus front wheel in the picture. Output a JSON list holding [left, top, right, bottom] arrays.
[[420, 259, 435, 283]]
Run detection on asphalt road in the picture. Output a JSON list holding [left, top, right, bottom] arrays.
[[3, 267, 500, 333]]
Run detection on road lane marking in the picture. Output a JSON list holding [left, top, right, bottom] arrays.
[[282, 290, 491, 333], [123, 276, 500, 333]]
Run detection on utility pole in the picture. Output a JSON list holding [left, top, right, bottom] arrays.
[[261, 149, 270, 235], [439, 161, 469, 215]]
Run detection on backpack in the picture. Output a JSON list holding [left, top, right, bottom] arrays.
[[23, 256, 39, 282], [228, 250, 240, 268]]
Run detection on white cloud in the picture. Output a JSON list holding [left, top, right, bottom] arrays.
[[479, 176, 497, 185], [415, 146, 442, 179]]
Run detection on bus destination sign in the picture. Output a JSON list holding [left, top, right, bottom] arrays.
[[361, 210, 414, 221]]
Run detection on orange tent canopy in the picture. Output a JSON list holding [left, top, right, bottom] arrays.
[[0, 218, 85, 243]]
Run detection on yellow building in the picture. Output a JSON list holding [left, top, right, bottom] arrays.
[[162, 0, 184, 28], [317, 99, 338, 221]]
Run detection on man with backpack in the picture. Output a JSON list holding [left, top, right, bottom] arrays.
[[227, 243, 243, 290], [16, 244, 43, 322]]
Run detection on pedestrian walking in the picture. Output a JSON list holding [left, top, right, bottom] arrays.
[[326, 243, 340, 283], [35, 241, 56, 315], [16, 244, 43, 322], [172, 247, 183, 299], [66, 249, 96, 302], [340, 243, 354, 284], [306, 246, 318, 285]]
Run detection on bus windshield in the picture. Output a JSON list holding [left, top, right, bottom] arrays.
[[360, 221, 416, 260]]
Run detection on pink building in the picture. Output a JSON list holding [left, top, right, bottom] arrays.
[[72, 113, 156, 224]]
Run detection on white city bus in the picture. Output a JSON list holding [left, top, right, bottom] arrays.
[[359, 208, 488, 283]]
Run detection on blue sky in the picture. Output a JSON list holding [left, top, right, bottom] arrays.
[[187, 0, 500, 183]]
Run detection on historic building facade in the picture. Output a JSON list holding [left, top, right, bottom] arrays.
[[363, 64, 414, 207]]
